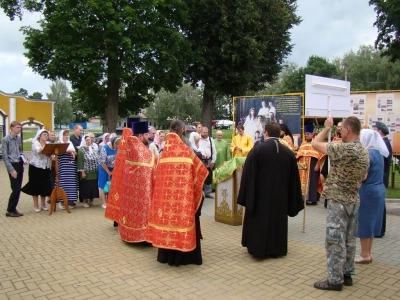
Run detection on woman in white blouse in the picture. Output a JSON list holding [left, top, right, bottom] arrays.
[[22, 129, 52, 212]]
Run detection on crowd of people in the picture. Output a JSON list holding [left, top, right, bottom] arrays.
[[1, 116, 393, 291]]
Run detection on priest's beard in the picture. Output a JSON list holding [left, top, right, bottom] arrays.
[[180, 135, 191, 148]]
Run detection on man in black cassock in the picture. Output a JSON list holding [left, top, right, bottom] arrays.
[[237, 121, 303, 259]]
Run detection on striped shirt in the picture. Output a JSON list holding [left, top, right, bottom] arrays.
[[2, 134, 22, 173]]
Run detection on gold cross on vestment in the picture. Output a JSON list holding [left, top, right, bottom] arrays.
[[164, 142, 172, 151]]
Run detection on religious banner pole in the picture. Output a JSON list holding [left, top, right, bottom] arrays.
[[327, 95, 332, 172]]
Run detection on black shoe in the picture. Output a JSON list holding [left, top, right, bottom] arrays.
[[69, 202, 76, 207], [6, 212, 20, 217], [314, 279, 342, 291], [343, 275, 353, 286], [15, 210, 24, 216], [113, 221, 118, 228]]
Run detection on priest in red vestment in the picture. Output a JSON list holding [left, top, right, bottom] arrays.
[[118, 121, 158, 243], [146, 120, 208, 266], [105, 118, 139, 227]]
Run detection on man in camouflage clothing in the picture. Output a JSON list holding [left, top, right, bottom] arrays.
[[311, 117, 370, 291]]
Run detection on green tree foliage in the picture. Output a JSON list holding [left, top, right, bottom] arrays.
[[333, 45, 400, 90], [47, 80, 75, 128], [29, 92, 43, 99], [14, 88, 28, 96], [145, 84, 202, 129], [279, 55, 338, 93], [369, 0, 400, 62], [183, 0, 301, 130], [2, 0, 190, 132]]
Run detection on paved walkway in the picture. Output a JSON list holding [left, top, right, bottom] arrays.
[[0, 163, 399, 300]]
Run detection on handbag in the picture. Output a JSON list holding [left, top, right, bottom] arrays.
[[103, 176, 111, 193]]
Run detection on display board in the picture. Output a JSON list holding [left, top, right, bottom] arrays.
[[350, 91, 400, 143], [233, 94, 303, 141]]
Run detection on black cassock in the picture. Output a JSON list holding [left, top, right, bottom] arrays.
[[237, 137, 303, 259]]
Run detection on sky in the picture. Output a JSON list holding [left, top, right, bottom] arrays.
[[0, 0, 379, 98]]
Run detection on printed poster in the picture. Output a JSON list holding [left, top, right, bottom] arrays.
[[350, 94, 366, 124], [377, 93, 394, 114], [368, 115, 385, 128], [386, 114, 400, 142]]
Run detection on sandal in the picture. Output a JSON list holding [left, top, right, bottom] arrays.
[[355, 255, 372, 264]]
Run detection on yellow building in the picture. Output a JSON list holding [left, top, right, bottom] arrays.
[[0, 90, 54, 136]]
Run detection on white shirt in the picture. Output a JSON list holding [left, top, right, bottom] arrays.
[[30, 140, 51, 169], [91, 143, 99, 153], [258, 107, 269, 116], [269, 106, 276, 115], [149, 142, 160, 157], [198, 136, 217, 163]]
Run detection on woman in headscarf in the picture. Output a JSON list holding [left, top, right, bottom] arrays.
[[98, 136, 120, 209], [57, 130, 78, 210], [153, 130, 166, 157], [98, 132, 110, 154], [22, 129, 52, 212], [77, 134, 100, 207], [356, 129, 389, 264]]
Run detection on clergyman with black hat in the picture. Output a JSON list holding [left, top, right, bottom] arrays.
[[117, 121, 158, 243], [372, 121, 392, 238], [296, 125, 325, 205]]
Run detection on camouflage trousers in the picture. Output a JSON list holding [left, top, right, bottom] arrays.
[[325, 200, 359, 285]]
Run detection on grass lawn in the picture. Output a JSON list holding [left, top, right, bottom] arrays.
[[385, 165, 400, 199]]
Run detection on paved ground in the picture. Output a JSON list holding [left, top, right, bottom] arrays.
[[1, 162, 400, 300]]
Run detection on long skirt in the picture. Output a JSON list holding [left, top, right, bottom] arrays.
[[58, 154, 78, 202], [79, 172, 99, 199], [22, 164, 52, 197]]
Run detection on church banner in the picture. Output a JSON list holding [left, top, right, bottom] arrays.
[[233, 94, 303, 141]]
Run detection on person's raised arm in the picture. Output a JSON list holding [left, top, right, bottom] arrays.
[[311, 118, 333, 155]]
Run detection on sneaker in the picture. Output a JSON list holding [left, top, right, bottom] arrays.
[[83, 203, 90, 208], [314, 279, 342, 291], [343, 275, 353, 286], [59, 203, 65, 210], [69, 202, 76, 207], [102, 204, 107, 209]]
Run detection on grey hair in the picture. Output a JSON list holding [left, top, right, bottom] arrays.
[[169, 120, 185, 134]]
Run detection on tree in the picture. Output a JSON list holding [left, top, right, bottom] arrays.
[[14, 88, 28, 96], [2, 0, 191, 132], [278, 55, 338, 93], [333, 45, 400, 90], [145, 83, 202, 129], [183, 0, 301, 131], [369, 0, 400, 62], [47, 80, 75, 128], [29, 92, 43, 99]]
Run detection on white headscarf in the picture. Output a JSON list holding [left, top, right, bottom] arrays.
[[80, 134, 93, 154], [360, 129, 389, 157], [35, 129, 48, 141], [58, 130, 76, 152]]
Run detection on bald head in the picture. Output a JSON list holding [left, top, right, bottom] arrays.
[[216, 130, 223, 141]]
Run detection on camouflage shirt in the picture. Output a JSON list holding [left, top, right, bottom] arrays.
[[321, 141, 369, 205]]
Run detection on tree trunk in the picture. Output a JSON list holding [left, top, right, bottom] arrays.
[[104, 58, 120, 133], [201, 84, 214, 134]]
